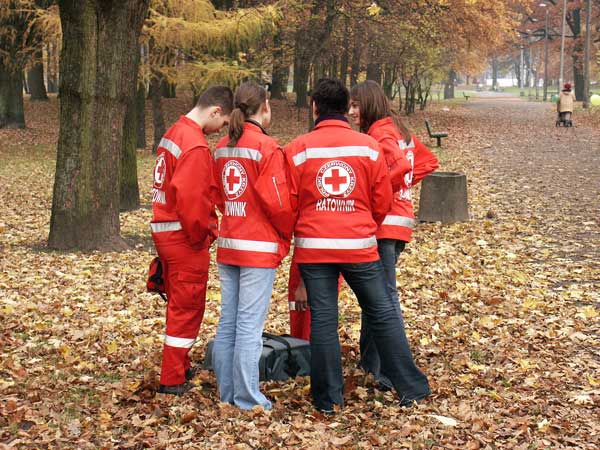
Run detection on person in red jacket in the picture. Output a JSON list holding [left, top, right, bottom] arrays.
[[212, 81, 293, 410], [151, 86, 233, 395], [286, 78, 430, 412], [349, 80, 437, 391]]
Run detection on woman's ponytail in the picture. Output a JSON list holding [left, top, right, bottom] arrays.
[[226, 82, 267, 147], [227, 107, 245, 147]]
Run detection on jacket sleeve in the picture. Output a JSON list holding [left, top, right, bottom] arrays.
[[171, 147, 215, 248], [412, 136, 439, 185], [284, 143, 300, 224], [379, 135, 411, 192], [370, 143, 393, 226], [254, 143, 294, 240]]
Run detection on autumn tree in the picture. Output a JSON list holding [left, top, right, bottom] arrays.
[[48, 0, 149, 250]]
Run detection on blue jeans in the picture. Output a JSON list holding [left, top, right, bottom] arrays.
[[212, 264, 275, 410], [360, 239, 405, 382], [299, 260, 430, 411]]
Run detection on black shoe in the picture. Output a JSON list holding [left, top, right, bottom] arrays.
[[375, 375, 393, 392], [158, 382, 194, 396]]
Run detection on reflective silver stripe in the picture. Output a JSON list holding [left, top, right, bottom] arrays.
[[293, 146, 379, 166], [159, 138, 182, 159], [164, 335, 195, 348], [294, 236, 377, 250], [218, 237, 278, 254], [215, 147, 262, 161], [382, 215, 415, 228], [150, 221, 182, 233], [399, 139, 415, 150]]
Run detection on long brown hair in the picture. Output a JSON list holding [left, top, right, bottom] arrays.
[[227, 81, 267, 147], [350, 80, 411, 144]]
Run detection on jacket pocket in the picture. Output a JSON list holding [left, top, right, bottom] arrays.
[[167, 271, 207, 310]]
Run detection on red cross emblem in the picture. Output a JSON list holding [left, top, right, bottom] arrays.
[[316, 160, 356, 198], [222, 161, 248, 200]]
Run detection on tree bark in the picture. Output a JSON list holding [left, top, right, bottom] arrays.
[[0, 62, 25, 129], [49, 0, 149, 250], [338, 17, 349, 86], [136, 81, 146, 149], [567, 7, 585, 100], [149, 75, 166, 153], [350, 32, 361, 86], [270, 30, 288, 99], [27, 49, 48, 101], [120, 50, 142, 211], [491, 56, 498, 90], [46, 42, 59, 94], [444, 69, 455, 99], [293, 35, 310, 108]]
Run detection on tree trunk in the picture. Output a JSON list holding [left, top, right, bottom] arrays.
[[443, 70, 455, 99], [49, 0, 149, 250], [293, 36, 309, 108], [350, 32, 361, 86], [46, 42, 59, 94], [339, 17, 349, 86], [0, 63, 25, 129], [136, 81, 146, 149], [161, 79, 176, 98], [567, 7, 585, 100], [27, 49, 48, 101], [270, 30, 288, 99], [120, 51, 142, 211], [149, 75, 166, 153], [492, 56, 498, 90]]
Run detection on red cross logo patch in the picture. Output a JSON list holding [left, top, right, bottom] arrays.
[[222, 160, 248, 200], [316, 160, 356, 198], [153, 154, 167, 189]]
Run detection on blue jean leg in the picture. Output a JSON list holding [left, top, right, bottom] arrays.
[[341, 260, 430, 404], [232, 266, 275, 410], [213, 264, 240, 404], [298, 264, 344, 411], [360, 239, 405, 379]]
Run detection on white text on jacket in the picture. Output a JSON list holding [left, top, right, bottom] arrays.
[[316, 198, 355, 212], [225, 201, 247, 217]]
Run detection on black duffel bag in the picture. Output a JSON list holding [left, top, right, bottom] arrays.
[[203, 332, 310, 381]]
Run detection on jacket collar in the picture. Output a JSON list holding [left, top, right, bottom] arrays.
[[180, 115, 208, 144], [244, 119, 268, 135], [367, 116, 394, 135], [314, 116, 351, 131]]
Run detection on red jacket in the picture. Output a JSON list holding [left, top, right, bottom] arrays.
[[368, 117, 439, 242], [151, 116, 218, 247], [286, 119, 392, 263], [214, 121, 293, 268]]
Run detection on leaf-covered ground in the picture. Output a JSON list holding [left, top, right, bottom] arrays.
[[0, 94, 598, 449]]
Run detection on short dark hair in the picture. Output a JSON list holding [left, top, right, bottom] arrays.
[[196, 85, 234, 114], [311, 78, 349, 116]]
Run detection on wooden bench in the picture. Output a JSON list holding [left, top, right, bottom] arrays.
[[425, 120, 448, 147], [463, 92, 471, 101]]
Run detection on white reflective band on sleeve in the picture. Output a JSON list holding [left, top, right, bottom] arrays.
[[150, 221, 182, 233], [381, 215, 415, 228], [159, 138, 182, 159], [218, 237, 278, 254], [294, 236, 377, 250], [164, 335, 196, 348], [215, 147, 263, 161], [293, 146, 379, 166], [399, 139, 415, 150]]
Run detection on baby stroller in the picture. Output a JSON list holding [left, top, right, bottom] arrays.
[[556, 111, 573, 127]]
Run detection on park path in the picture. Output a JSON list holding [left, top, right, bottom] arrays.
[[459, 96, 600, 283]]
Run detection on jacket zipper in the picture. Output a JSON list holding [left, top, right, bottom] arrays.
[[272, 177, 283, 208]]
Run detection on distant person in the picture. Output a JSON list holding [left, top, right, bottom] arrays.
[[285, 78, 431, 413], [212, 82, 293, 410], [349, 80, 437, 391], [151, 86, 233, 395], [557, 83, 576, 123]]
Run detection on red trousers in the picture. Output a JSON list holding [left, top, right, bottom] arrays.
[[288, 260, 342, 341], [152, 232, 209, 385]]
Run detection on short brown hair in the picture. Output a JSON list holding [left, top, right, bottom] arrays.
[[350, 80, 411, 144], [196, 86, 234, 114]]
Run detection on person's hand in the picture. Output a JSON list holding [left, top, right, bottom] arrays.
[[293, 279, 308, 311]]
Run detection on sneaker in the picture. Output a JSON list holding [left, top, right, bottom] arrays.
[[158, 382, 194, 396]]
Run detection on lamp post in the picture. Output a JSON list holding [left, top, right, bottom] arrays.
[[583, 0, 592, 108], [559, 0, 567, 89], [540, 3, 549, 101]]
